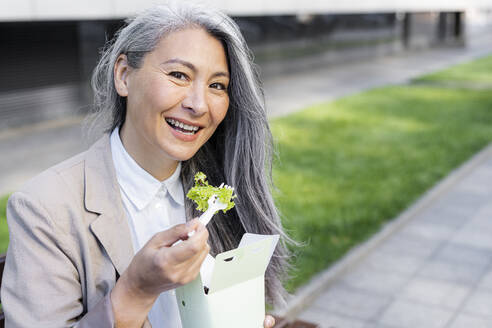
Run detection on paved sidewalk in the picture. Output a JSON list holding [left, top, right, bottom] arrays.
[[295, 144, 492, 327]]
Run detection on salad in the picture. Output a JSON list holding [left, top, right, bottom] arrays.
[[186, 172, 236, 213]]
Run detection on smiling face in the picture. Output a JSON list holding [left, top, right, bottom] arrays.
[[114, 27, 230, 180]]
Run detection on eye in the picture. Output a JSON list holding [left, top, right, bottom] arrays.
[[169, 71, 188, 80], [210, 82, 227, 91]]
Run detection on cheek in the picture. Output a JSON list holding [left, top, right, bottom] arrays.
[[143, 84, 169, 111], [138, 77, 181, 112], [211, 97, 229, 125]]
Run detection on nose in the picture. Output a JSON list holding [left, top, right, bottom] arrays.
[[182, 83, 207, 116]]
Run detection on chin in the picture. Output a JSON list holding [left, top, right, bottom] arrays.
[[163, 147, 200, 162]]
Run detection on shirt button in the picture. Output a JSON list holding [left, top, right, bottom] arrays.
[[155, 203, 162, 209]]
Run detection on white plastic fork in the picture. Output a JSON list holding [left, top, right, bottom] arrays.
[[173, 193, 229, 246], [187, 194, 227, 238]]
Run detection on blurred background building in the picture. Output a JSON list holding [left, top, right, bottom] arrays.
[[0, 0, 491, 130]]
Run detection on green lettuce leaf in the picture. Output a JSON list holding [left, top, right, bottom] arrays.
[[186, 172, 236, 213]]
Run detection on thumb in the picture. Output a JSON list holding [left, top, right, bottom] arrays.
[[264, 315, 275, 328], [147, 219, 200, 248]]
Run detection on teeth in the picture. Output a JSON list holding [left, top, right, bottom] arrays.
[[165, 118, 200, 134]]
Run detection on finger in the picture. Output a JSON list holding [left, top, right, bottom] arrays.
[[178, 242, 210, 284], [185, 218, 201, 232], [168, 227, 209, 263], [193, 221, 207, 233], [264, 315, 275, 328], [189, 224, 209, 243], [184, 225, 209, 256], [162, 240, 210, 287], [147, 220, 199, 248]]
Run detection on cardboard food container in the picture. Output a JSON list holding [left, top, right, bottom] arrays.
[[175, 233, 279, 328]]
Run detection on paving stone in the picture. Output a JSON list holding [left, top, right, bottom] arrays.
[[484, 156, 492, 167], [468, 205, 492, 233], [455, 167, 492, 195], [297, 307, 366, 328], [462, 290, 492, 318], [399, 277, 471, 310], [341, 267, 410, 296], [363, 323, 398, 328], [378, 232, 443, 259], [435, 190, 490, 211], [478, 267, 492, 291], [432, 242, 492, 267], [312, 285, 392, 320], [454, 181, 492, 196], [377, 299, 454, 328], [469, 165, 492, 180], [418, 258, 487, 286], [357, 250, 425, 276], [400, 220, 457, 243], [447, 313, 492, 328], [415, 205, 471, 229], [451, 226, 492, 251], [456, 178, 492, 197]]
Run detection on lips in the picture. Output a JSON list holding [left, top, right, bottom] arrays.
[[165, 118, 201, 135]]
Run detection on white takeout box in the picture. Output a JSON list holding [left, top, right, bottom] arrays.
[[175, 233, 279, 328]]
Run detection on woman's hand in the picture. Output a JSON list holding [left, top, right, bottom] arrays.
[[111, 218, 209, 327], [124, 218, 209, 296], [264, 315, 276, 328]]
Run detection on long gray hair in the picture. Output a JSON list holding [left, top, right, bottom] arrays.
[[88, 2, 291, 306]]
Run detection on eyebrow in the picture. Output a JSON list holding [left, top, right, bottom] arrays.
[[161, 58, 229, 79]]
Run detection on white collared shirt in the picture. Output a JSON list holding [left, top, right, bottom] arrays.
[[110, 128, 185, 328]]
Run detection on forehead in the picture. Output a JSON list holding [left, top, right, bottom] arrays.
[[148, 27, 229, 72]]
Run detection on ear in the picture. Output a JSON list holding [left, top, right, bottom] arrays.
[[114, 54, 130, 97]]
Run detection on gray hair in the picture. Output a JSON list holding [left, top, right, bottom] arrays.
[[87, 2, 292, 307]]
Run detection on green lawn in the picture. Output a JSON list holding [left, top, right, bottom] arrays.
[[1, 55, 492, 294], [272, 84, 492, 291], [0, 194, 9, 254], [414, 55, 492, 85]]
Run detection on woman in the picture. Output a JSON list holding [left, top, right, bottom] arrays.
[[1, 2, 290, 327]]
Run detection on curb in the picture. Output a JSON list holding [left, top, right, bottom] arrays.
[[274, 141, 492, 321]]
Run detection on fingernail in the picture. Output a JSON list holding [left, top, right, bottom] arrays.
[[265, 316, 274, 327]]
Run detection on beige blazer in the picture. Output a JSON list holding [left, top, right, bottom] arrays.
[[1, 135, 153, 327]]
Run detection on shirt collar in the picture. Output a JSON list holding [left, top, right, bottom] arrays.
[[110, 127, 184, 210], [163, 162, 185, 206]]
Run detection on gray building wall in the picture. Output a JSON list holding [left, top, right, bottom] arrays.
[[0, 2, 481, 129], [1, 0, 488, 21]]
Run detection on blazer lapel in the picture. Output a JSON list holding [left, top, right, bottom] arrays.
[[84, 134, 134, 276]]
